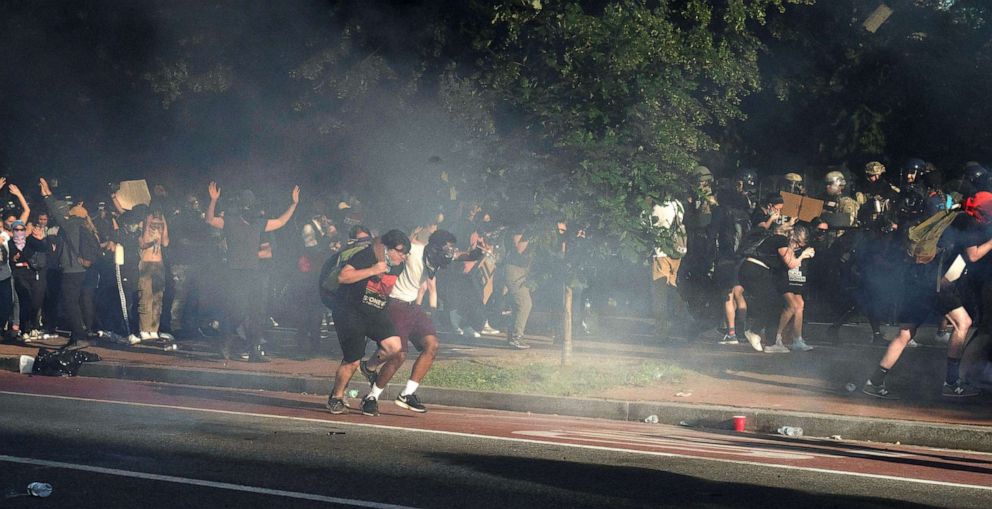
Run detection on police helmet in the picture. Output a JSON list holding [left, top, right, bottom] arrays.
[[902, 158, 926, 176], [735, 168, 757, 188], [825, 171, 846, 187], [693, 165, 714, 183], [782, 172, 804, 193], [864, 161, 886, 176]]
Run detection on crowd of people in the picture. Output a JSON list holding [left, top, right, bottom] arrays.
[[651, 159, 992, 399], [0, 175, 563, 415], [2, 158, 990, 413]]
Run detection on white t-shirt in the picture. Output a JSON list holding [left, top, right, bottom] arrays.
[[390, 242, 428, 302], [651, 199, 685, 258]]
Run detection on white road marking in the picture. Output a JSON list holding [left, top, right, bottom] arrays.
[[0, 454, 417, 509], [2, 390, 991, 492]]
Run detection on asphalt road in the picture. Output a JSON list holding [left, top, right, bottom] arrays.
[[0, 373, 990, 508]]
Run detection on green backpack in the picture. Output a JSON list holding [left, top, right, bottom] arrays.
[[906, 209, 961, 264], [318, 243, 368, 308]]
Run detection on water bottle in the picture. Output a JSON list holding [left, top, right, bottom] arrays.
[[27, 482, 53, 497], [778, 426, 803, 437]]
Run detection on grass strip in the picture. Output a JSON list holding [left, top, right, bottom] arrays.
[[421, 357, 685, 397]]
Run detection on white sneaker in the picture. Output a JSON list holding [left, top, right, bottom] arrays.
[[744, 330, 763, 352], [128, 334, 142, 345], [140, 331, 154, 341], [789, 338, 814, 352], [159, 332, 175, 341], [764, 342, 790, 354], [906, 338, 921, 348], [464, 327, 482, 339], [454, 327, 465, 336], [480, 323, 501, 335], [933, 331, 950, 344]]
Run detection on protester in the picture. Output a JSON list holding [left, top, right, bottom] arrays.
[[325, 229, 410, 416], [205, 181, 299, 362]]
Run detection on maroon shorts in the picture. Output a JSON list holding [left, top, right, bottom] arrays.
[[387, 298, 437, 350]]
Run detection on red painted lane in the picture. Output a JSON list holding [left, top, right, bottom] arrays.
[[2, 371, 990, 490]]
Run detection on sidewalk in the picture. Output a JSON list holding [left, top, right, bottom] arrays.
[[1, 321, 990, 452]]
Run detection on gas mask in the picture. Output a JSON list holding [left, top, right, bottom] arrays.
[[425, 243, 456, 274]]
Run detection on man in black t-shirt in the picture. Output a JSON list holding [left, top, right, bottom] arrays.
[[325, 229, 410, 417], [863, 196, 992, 399], [205, 181, 299, 362]]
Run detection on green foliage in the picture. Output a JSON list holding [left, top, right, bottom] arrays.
[[467, 0, 809, 260], [747, 0, 992, 168]]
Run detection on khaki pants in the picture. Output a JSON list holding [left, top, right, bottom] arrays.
[[651, 257, 681, 337], [138, 260, 165, 333], [504, 264, 532, 338]]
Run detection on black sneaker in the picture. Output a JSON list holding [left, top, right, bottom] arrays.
[[871, 331, 886, 345], [395, 393, 427, 413], [361, 396, 379, 416], [507, 334, 530, 350], [862, 380, 898, 399], [359, 359, 379, 386], [326, 397, 346, 414], [942, 381, 980, 398]]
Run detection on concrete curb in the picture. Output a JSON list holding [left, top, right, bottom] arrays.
[[3, 356, 990, 453]]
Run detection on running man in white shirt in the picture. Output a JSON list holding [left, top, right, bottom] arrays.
[[360, 229, 481, 413]]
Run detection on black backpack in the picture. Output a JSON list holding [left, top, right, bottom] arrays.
[[737, 228, 774, 259]]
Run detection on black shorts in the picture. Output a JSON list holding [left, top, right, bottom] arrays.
[[937, 282, 966, 316], [714, 258, 741, 293], [896, 265, 938, 328], [388, 298, 437, 351], [333, 303, 396, 363]]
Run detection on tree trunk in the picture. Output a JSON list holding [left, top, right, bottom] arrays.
[[561, 285, 573, 367]]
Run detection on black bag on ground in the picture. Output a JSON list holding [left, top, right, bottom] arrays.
[[32, 348, 102, 377]]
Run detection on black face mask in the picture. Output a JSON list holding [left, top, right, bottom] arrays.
[[425, 244, 455, 274]]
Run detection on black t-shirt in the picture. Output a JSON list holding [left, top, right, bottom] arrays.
[[338, 245, 403, 313], [224, 215, 266, 270], [750, 208, 773, 230], [941, 214, 992, 280], [753, 234, 790, 271]]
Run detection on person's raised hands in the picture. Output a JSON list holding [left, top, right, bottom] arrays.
[[208, 181, 221, 201]]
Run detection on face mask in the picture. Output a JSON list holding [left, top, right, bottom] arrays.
[[426, 244, 455, 271]]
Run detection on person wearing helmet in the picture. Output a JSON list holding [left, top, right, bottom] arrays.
[[901, 158, 926, 186], [895, 158, 929, 229], [819, 170, 859, 231], [734, 168, 758, 207], [856, 161, 899, 231], [679, 166, 719, 339], [782, 172, 805, 195]]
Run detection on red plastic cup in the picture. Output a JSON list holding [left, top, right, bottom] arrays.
[[733, 415, 747, 432]]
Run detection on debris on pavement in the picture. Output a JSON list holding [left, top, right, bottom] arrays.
[[644, 414, 659, 424], [777, 426, 804, 437], [31, 348, 101, 377], [675, 391, 692, 398]]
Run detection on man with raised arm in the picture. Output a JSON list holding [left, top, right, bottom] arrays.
[[205, 181, 299, 362]]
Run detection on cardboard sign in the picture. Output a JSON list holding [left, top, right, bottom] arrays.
[[780, 192, 824, 222], [115, 180, 151, 211]]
